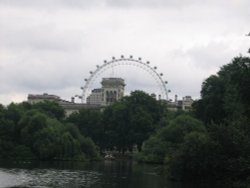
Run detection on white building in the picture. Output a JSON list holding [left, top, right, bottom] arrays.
[[86, 89, 103, 105], [87, 77, 125, 106], [101, 78, 125, 106], [27, 93, 101, 117], [167, 95, 194, 111], [28, 93, 60, 104], [182, 96, 193, 111], [27, 78, 125, 116]]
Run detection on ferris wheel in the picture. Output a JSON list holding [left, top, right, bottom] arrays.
[[77, 55, 170, 103]]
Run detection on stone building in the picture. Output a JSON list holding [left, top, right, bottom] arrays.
[[27, 77, 125, 116], [167, 95, 194, 111], [28, 93, 60, 104], [27, 79, 194, 116], [27, 93, 101, 117], [86, 88, 103, 105], [101, 77, 125, 105], [87, 77, 125, 106], [181, 96, 194, 111]]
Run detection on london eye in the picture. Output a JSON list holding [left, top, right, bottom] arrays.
[[77, 55, 170, 103]]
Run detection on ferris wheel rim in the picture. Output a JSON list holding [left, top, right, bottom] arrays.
[[80, 55, 169, 103]]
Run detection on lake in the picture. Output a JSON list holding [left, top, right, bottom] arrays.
[[0, 160, 231, 188]]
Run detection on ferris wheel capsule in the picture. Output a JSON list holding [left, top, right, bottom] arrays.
[[112, 57, 115, 60], [146, 61, 150, 64], [121, 55, 124, 58], [154, 66, 157, 69], [130, 55, 133, 59]]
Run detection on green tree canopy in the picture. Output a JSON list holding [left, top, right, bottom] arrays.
[[193, 55, 250, 124], [0, 102, 100, 161], [137, 114, 223, 180], [102, 90, 166, 152]]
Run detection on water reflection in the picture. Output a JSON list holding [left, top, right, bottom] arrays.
[[0, 160, 231, 188], [0, 168, 101, 188]]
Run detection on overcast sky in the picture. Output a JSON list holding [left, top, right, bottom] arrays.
[[0, 0, 250, 105]]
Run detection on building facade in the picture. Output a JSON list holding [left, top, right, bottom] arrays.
[[167, 95, 194, 111], [28, 93, 101, 117], [86, 88, 103, 105], [27, 79, 194, 117], [182, 96, 194, 111], [87, 77, 125, 106], [101, 78, 125, 106], [28, 93, 60, 104]]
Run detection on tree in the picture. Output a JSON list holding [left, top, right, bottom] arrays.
[[0, 102, 100, 161], [138, 114, 207, 164], [33, 101, 65, 120], [193, 55, 250, 124], [218, 56, 250, 120], [102, 102, 131, 152], [207, 118, 250, 179], [191, 54, 250, 181], [102, 90, 165, 153], [193, 75, 226, 124], [66, 108, 104, 149], [4, 103, 23, 124]]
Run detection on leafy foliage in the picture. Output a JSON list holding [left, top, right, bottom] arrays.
[[101, 90, 166, 152], [66, 108, 104, 149], [138, 54, 250, 182], [66, 90, 166, 153], [191, 55, 250, 180], [137, 115, 207, 165], [193, 56, 250, 124], [0, 102, 100, 161]]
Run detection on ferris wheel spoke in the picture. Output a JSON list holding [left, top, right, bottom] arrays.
[[80, 56, 169, 103]]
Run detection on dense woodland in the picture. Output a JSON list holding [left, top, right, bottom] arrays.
[[0, 101, 100, 161], [0, 54, 249, 184], [138, 55, 250, 182]]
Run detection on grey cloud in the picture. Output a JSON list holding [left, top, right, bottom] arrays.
[[0, 50, 86, 94], [105, 0, 198, 8], [0, 0, 98, 9], [1, 0, 250, 16], [163, 39, 249, 99], [0, 0, 249, 105], [184, 40, 249, 71], [0, 22, 83, 52], [185, 43, 231, 70], [0, 0, 236, 9]]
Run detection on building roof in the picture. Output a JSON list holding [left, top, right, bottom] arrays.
[[101, 77, 125, 87], [28, 93, 60, 100]]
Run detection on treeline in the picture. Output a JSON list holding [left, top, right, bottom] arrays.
[[0, 91, 166, 161], [0, 54, 249, 183], [66, 91, 167, 153], [137, 55, 250, 182], [0, 101, 100, 161]]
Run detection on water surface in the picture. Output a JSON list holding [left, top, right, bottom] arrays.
[[0, 160, 229, 188]]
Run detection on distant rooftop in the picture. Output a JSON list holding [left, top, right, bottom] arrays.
[[101, 77, 125, 87], [28, 93, 60, 100]]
